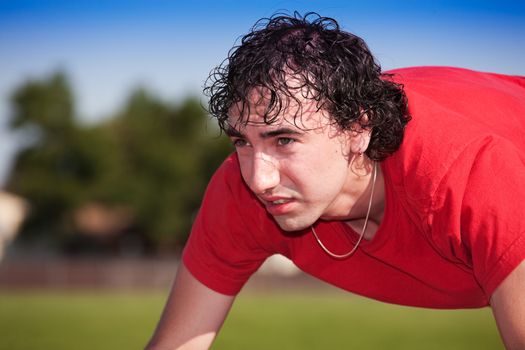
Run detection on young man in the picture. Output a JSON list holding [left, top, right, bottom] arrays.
[[147, 13, 525, 349]]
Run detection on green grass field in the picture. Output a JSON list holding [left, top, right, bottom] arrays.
[[0, 289, 504, 350]]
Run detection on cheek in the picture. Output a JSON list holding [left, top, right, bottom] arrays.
[[279, 135, 351, 194], [286, 150, 349, 194], [236, 154, 253, 183], [310, 141, 350, 175]]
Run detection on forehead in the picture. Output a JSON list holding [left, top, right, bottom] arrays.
[[227, 86, 329, 131]]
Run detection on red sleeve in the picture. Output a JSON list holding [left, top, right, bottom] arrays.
[[182, 155, 271, 295], [430, 137, 525, 298]]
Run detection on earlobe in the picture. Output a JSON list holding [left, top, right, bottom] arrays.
[[348, 113, 372, 155], [348, 126, 373, 176], [349, 126, 372, 155]]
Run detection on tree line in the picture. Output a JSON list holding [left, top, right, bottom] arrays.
[[5, 72, 232, 256]]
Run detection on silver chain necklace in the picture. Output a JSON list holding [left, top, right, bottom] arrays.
[[311, 161, 378, 259]]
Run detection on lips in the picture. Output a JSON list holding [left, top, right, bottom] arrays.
[[259, 196, 295, 216]]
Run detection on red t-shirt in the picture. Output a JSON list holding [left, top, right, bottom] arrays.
[[183, 67, 525, 308]]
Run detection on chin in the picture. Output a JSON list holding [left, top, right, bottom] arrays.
[[273, 215, 314, 232]]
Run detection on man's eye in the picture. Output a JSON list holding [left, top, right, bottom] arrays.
[[232, 139, 248, 147], [277, 137, 295, 146]]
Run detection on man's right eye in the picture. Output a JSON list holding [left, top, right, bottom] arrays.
[[232, 139, 248, 147]]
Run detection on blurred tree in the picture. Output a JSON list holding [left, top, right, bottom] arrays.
[[99, 88, 232, 251], [9, 72, 75, 133], [5, 72, 232, 255], [7, 73, 86, 241]]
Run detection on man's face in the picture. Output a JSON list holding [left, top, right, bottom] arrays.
[[227, 92, 367, 231]]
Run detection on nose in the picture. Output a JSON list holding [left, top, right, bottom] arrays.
[[249, 152, 280, 194]]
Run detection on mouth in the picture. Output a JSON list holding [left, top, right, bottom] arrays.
[[261, 197, 296, 216]]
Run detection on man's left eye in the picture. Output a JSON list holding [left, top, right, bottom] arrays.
[[277, 137, 295, 146]]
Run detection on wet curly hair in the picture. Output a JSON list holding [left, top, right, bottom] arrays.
[[204, 12, 411, 161]]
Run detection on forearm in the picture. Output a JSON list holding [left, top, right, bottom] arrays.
[[146, 333, 216, 350], [491, 260, 525, 350], [145, 263, 235, 350]]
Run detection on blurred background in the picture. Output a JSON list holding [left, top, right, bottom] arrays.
[[0, 1, 523, 349]]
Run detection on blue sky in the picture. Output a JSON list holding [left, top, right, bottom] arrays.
[[0, 0, 524, 184]]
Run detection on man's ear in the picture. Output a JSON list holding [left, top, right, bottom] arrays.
[[348, 114, 372, 154]]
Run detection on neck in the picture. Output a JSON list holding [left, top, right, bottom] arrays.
[[321, 158, 385, 223], [346, 163, 385, 240], [315, 162, 384, 260]]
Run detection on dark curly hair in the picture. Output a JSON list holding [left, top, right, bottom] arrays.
[[205, 12, 410, 161]]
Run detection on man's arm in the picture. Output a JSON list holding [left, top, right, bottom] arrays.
[[491, 259, 525, 350], [145, 262, 235, 350]]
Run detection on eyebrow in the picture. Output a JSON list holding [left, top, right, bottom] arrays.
[[225, 126, 303, 139], [224, 126, 244, 138]]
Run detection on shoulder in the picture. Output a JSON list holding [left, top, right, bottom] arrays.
[[386, 66, 525, 88], [203, 152, 263, 221], [386, 66, 525, 116], [205, 153, 253, 202], [200, 152, 283, 246], [382, 67, 525, 230], [386, 67, 525, 119], [383, 66, 525, 187]]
